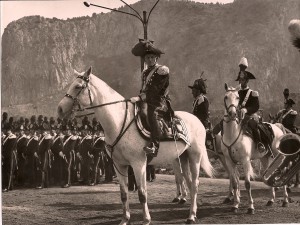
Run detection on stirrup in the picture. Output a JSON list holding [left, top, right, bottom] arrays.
[[257, 142, 267, 154], [143, 143, 158, 155]]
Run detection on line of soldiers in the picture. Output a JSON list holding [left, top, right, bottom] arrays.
[[1, 113, 116, 192]]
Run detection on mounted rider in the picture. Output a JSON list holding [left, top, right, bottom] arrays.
[[235, 57, 266, 154], [275, 98, 298, 133], [188, 76, 210, 130], [130, 40, 170, 156]]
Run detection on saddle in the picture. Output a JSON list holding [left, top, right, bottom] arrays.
[[243, 121, 275, 157], [135, 104, 190, 146]]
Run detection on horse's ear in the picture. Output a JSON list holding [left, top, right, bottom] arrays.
[[86, 66, 92, 76], [224, 83, 228, 91], [74, 69, 80, 76]]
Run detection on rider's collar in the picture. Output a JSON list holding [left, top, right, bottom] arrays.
[[240, 86, 249, 90]]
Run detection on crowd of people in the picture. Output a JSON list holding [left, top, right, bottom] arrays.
[[1, 113, 116, 192]]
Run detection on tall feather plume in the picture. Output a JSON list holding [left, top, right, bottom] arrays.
[[288, 19, 300, 51]]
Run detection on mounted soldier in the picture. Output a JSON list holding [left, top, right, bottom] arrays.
[[235, 57, 266, 154], [275, 99, 298, 134], [2, 124, 17, 192], [130, 40, 170, 156], [188, 75, 210, 130]]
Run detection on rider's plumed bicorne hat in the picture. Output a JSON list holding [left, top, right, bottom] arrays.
[[131, 39, 164, 57]]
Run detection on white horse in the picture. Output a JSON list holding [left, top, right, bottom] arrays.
[[221, 84, 289, 214], [57, 67, 214, 224]]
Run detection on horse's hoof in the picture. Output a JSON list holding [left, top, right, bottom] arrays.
[[282, 201, 289, 207], [185, 217, 198, 224], [266, 201, 273, 206], [172, 197, 180, 203], [223, 197, 232, 204], [231, 207, 238, 213], [247, 208, 255, 215], [179, 198, 187, 204]]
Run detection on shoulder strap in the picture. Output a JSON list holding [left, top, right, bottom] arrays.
[[241, 89, 252, 107], [282, 109, 293, 120]]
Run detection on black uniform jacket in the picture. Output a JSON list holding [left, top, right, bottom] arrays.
[[238, 87, 259, 115], [192, 94, 209, 128], [139, 64, 169, 106]]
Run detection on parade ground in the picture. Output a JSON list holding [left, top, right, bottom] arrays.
[[2, 174, 300, 224]]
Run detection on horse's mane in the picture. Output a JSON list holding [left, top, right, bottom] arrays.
[[89, 74, 125, 101]]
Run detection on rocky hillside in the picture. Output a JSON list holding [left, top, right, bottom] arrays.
[[1, 0, 300, 120]]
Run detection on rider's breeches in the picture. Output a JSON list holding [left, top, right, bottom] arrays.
[[248, 118, 262, 143], [147, 104, 162, 147]]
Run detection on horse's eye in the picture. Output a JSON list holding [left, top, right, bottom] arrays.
[[75, 85, 82, 89]]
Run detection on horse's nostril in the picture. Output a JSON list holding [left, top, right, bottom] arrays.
[[58, 106, 63, 115]]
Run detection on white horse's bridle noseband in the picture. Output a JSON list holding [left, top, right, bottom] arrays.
[[64, 75, 93, 113]]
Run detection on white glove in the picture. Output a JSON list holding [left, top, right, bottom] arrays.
[[130, 96, 141, 103], [59, 151, 64, 158], [240, 108, 247, 119], [34, 152, 38, 158]]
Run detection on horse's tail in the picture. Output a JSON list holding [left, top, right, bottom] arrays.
[[200, 147, 215, 178]]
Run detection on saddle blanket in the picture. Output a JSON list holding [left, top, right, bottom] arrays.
[[135, 105, 190, 146]]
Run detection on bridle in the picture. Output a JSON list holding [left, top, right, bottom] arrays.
[[64, 75, 93, 113], [223, 90, 240, 123], [222, 90, 243, 164], [63, 74, 136, 177]]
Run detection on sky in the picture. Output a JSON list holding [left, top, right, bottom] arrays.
[[1, 0, 234, 35]]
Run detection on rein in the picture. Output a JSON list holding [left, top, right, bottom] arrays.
[[222, 92, 243, 164]]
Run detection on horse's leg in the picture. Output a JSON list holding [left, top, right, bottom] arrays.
[[172, 159, 187, 204], [184, 149, 200, 223], [132, 163, 151, 225], [242, 161, 255, 214], [260, 157, 276, 206], [281, 185, 289, 207], [218, 156, 234, 204], [295, 171, 300, 187], [114, 164, 130, 225], [224, 157, 240, 212]]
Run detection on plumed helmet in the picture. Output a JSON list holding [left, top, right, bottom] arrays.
[[239, 57, 248, 69], [9, 117, 14, 123], [283, 88, 290, 97], [50, 117, 55, 124], [2, 112, 8, 120], [30, 115, 36, 122], [235, 71, 256, 81], [38, 115, 44, 122], [188, 78, 207, 94], [288, 19, 300, 51], [19, 117, 25, 123], [131, 39, 164, 57]]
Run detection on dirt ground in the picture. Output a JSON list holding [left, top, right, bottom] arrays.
[[2, 174, 300, 225]]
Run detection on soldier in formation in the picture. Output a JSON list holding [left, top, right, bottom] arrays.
[[1, 113, 116, 192]]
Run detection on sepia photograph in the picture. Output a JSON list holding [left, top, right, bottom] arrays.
[[1, 0, 300, 224]]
